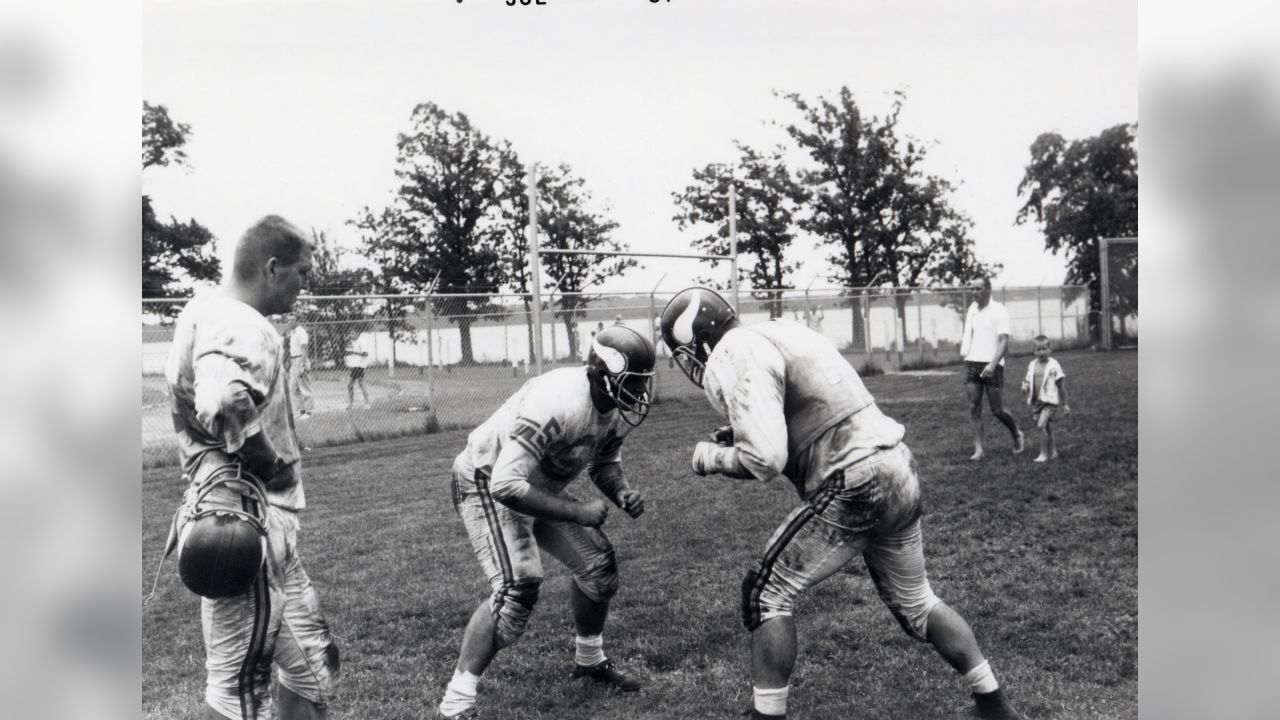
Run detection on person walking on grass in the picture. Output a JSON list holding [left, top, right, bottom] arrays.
[[286, 314, 315, 419], [164, 216, 339, 719], [344, 343, 371, 409], [1021, 335, 1071, 462], [659, 286, 1025, 720], [960, 277, 1024, 460]]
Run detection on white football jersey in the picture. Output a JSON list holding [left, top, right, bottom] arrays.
[[456, 366, 632, 501], [704, 321, 905, 497], [165, 291, 305, 510]]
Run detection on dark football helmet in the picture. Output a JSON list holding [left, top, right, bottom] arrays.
[[658, 287, 737, 388], [175, 464, 269, 599], [587, 325, 656, 427]]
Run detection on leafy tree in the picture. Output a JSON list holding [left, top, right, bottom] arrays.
[[536, 163, 633, 360], [495, 159, 634, 362], [672, 142, 807, 318], [143, 101, 190, 170], [778, 87, 994, 349], [493, 146, 542, 364], [142, 102, 220, 301], [297, 229, 377, 367], [1016, 123, 1138, 340], [356, 103, 509, 365], [142, 196, 221, 300]]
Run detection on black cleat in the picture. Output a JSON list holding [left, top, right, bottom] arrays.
[[741, 708, 787, 719], [973, 688, 1023, 719], [571, 659, 643, 691]]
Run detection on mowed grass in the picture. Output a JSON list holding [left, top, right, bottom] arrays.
[[141, 349, 1137, 720]]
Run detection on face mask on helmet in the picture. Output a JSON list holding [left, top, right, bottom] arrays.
[[603, 369, 654, 426], [590, 329, 656, 426], [174, 463, 270, 599], [660, 287, 735, 389], [672, 341, 708, 389]]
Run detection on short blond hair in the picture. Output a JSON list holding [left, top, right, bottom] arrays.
[[232, 215, 310, 281]]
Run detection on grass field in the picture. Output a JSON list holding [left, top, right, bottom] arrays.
[[141, 348, 1137, 719]]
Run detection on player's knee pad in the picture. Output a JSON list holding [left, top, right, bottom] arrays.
[[276, 637, 340, 708], [741, 566, 795, 631], [881, 587, 941, 642], [492, 578, 541, 649], [573, 550, 619, 603]]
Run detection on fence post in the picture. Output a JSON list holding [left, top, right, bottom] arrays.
[[387, 302, 397, 379], [893, 292, 903, 369], [916, 289, 925, 365], [548, 298, 557, 365], [425, 299, 435, 408], [1037, 286, 1043, 338], [1059, 290, 1066, 344], [648, 292, 660, 404], [862, 289, 872, 362]]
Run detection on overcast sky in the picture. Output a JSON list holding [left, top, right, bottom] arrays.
[[142, 0, 1137, 295]]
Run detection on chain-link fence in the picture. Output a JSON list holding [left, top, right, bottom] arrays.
[[1100, 237, 1138, 350], [142, 285, 1087, 467]]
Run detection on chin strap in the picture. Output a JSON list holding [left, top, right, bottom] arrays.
[[144, 462, 278, 609]]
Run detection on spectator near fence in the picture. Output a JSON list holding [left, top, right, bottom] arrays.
[[286, 315, 315, 419], [345, 342, 371, 409]]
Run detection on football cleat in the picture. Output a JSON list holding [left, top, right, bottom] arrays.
[[972, 688, 1024, 719], [571, 659, 643, 692], [658, 287, 738, 388], [586, 326, 656, 427], [741, 708, 787, 719]]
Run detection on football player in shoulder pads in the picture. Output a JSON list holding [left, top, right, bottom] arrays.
[[161, 216, 339, 720], [658, 286, 1026, 720], [432, 325, 656, 720]]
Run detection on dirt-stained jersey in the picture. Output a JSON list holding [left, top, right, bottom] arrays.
[[703, 320, 905, 497], [456, 366, 632, 502], [165, 292, 305, 510]]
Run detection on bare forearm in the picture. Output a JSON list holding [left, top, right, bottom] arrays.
[[498, 485, 585, 523], [991, 335, 1009, 368], [590, 463, 629, 506]]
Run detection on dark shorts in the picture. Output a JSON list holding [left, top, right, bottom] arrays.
[[1031, 401, 1058, 422], [964, 361, 1004, 388], [349, 367, 365, 381]]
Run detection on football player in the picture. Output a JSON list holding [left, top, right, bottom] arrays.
[[164, 216, 339, 719], [433, 326, 656, 720], [658, 287, 1024, 720]]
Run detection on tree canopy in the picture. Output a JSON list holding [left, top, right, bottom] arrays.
[[142, 102, 220, 300], [1016, 123, 1138, 338], [672, 142, 807, 317], [776, 87, 995, 345]]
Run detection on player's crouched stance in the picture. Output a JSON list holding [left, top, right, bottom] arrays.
[[659, 288, 1025, 720], [433, 326, 656, 719]]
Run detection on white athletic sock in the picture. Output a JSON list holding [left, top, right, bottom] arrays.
[[575, 634, 605, 667], [438, 669, 481, 717], [963, 660, 1000, 694], [753, 685, 789, 716]]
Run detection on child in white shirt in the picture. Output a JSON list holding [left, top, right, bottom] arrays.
[[1021, 335, 1071, 462]]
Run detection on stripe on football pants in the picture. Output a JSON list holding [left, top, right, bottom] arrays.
[[744, 483, 842, 630], [237, 494, 270, 719], [474, 468, 515, 610]]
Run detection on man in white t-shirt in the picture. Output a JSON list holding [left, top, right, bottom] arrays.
[[959, 278, 1024, 461], [344, 342, 371, 409], [286, 316, 315, 419]]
